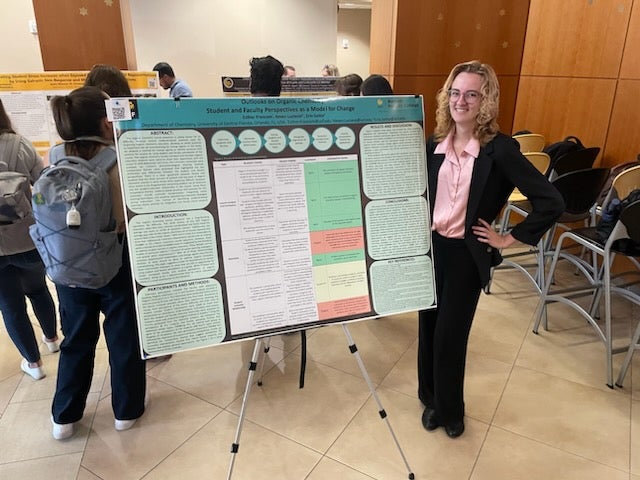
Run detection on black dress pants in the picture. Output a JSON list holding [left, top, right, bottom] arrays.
[[418, 232, 482, 424]]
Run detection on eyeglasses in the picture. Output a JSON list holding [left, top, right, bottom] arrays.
[[447, 89, 481, 103]]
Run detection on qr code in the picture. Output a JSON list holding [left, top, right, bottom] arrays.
[[112, 107, 126, 120]]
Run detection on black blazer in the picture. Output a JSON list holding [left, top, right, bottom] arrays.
[[427, 132, 565, 287]]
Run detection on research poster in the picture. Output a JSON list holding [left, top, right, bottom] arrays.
[[111, 96, 436, 358], [0, 71, 158, 156]]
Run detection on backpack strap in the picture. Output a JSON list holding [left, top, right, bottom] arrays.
[[0, 134, 22, 172], [49, 143, 117, 172], [563, 136, 584, 148], [90, 146, 117, 172]]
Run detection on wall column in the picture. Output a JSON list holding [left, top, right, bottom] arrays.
[[32, 0, 136, 71]]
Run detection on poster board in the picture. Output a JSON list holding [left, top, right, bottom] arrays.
[[110, 96, 436, 358], [0, 71, 158, 156]]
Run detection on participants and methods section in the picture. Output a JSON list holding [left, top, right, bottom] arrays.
[[138, 279, 225, 356], [214, 154, 369, 334]]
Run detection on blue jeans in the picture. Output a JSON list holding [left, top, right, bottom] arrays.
[[0, 249, 57, 363], [52, 249, 146, 424]]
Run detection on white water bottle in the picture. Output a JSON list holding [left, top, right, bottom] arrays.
[[66, 204, 81, 229]]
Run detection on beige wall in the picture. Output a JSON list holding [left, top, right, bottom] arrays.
[[336, 8, 371, 79], [128, 0, 338, 97], [0, 1, 43, 72], [0, 0, 341, 96]]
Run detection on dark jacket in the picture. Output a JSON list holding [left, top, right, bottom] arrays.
[[427, 132, 565, 287]]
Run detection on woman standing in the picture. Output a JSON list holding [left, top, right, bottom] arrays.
[[47, 87, 145, 440], [418, 61, 564, 438], [0, 99, 58, 381]]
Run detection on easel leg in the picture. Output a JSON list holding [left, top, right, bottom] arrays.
[[257, 336, 271, 386], [342, 324, 415, 480], [227, 337, 262, 480]]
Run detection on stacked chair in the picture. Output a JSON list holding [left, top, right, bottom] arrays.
[[533, 166, 640, 388], [488, 140, 603, 294], [547, 147, 601, 180], [615, 199, 640, 387], [513, 133, 546, 153], [488, 151, 551, 293]]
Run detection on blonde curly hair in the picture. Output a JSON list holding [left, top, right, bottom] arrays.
[[434, 60, 500, 146]]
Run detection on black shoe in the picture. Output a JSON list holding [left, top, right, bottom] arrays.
[[444, 420, 465, 438], [421, 407, 439, 431]]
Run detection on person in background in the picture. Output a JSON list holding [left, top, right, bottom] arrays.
[[335, 73, 363, 96], [84, 64, 133, 97], [418, 60, 564, 438], [0, 99, 59, 381], [250, 55, 284, 97], [48, 87, 146, 440], [361, 74, 394, 95], [283, 65, 296, 77], [321, 64, 339, 77], [152, 62, 193, 98]]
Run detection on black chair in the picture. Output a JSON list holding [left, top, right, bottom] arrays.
[[533, 193, 640, 389], [489, 168, 610, 294], [615, 200, 640, 386], [547, 147, 601, 180]]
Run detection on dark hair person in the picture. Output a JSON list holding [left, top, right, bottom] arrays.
[[84, 64, 133, 97], [0, 99, 59, 382], [152, 61, 193, 98], [48, 86, 146, 440], [335, 73, 363, 96], [418, 61, 563, 438], [361, 74, 394, 95], [250, 55, 285, 97]]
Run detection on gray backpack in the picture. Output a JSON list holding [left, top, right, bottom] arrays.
[[0, 135, 35, 255], [29, 145, 123, 288]]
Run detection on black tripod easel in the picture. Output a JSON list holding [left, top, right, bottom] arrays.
[[227, 323, 415, 480]]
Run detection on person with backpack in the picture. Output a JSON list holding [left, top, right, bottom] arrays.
[[40, 87, 145, 440], [0, 99, 59, 381]]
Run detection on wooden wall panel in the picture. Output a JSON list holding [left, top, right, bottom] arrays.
[[33, 0, 128, 70], [393, 76, 446, 135], [521, 0, 632, 77], [394, 0, 530, 75], [513, 77, 616, 160], [394, 75, 518, 136], [602, 80, 640, 166], [620, 0, 640, 78], [369, 0, 398, 76]]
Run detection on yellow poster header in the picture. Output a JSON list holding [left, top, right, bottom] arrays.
[[0, 71, 158, 92]]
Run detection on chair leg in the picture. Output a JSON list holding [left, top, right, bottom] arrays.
[[533, 239, 562, 334], [604, 254, 614, 389], [486, 207, 514, 294], [616, 319, 640, 387]]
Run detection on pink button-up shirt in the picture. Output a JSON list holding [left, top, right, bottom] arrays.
[[431, 132, 480, 238]]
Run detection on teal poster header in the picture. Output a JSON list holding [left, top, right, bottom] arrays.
[[116, 95, 424, 130]]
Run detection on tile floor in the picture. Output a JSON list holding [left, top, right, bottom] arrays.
[[0, 262, 638, 480]]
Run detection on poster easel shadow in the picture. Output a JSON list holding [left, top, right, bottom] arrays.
[[227, 323, 415, 480]]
